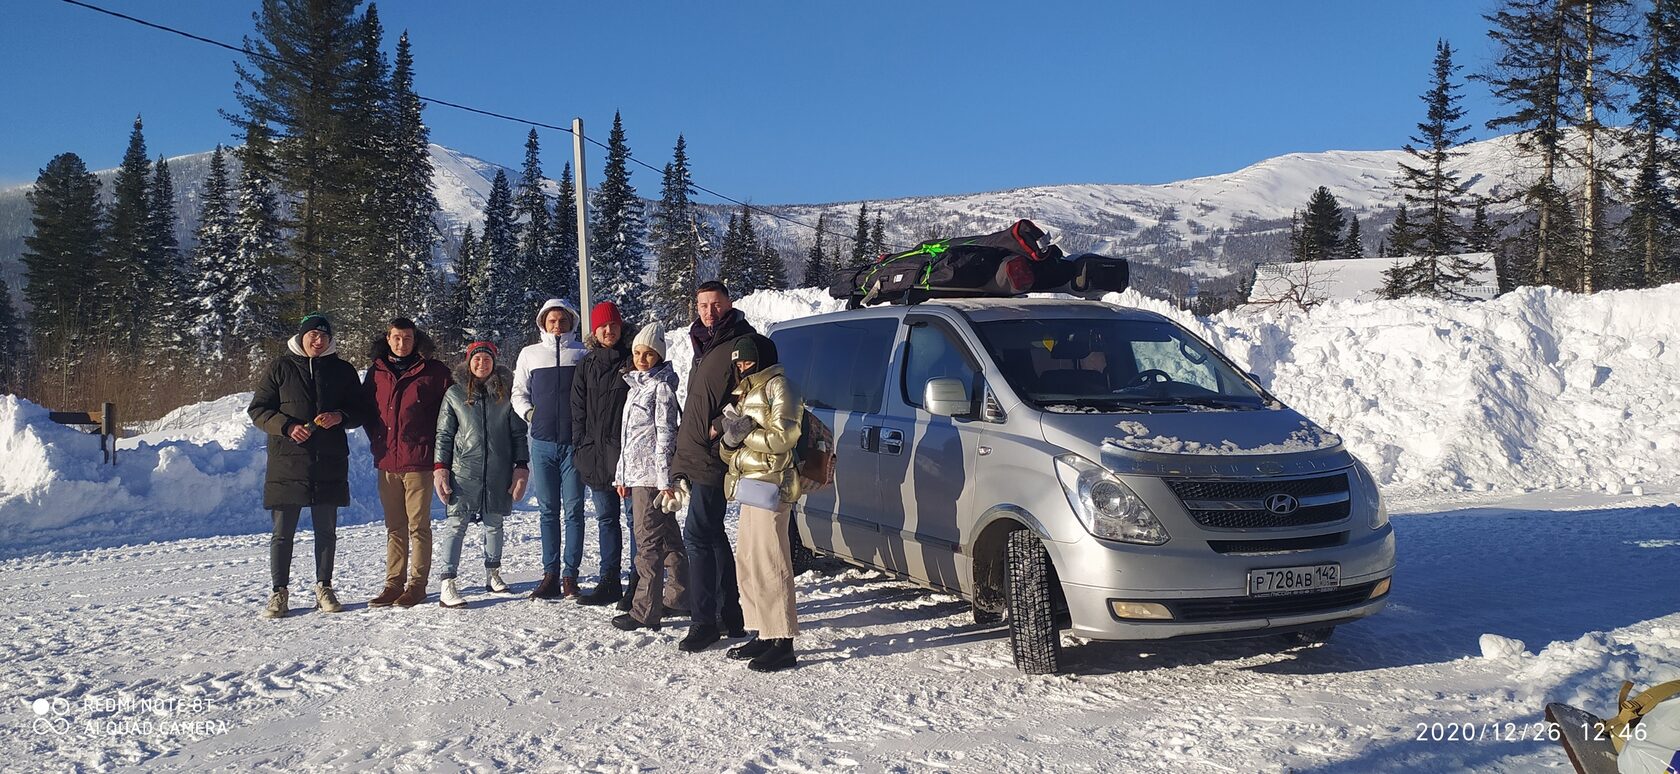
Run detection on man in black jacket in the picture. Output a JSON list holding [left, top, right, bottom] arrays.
[[248, 314, 371, 619], [571, 301, 635, 607], [672, 281, 755, 652]]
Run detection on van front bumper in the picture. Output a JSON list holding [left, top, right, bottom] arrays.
[[1061, 576, 1391, 641]]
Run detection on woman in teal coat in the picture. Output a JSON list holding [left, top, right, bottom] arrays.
[[433, 341, 530, 608]]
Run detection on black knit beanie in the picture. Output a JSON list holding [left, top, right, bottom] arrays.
[[298, 313, 333, 339]]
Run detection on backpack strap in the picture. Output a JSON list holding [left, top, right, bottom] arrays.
[[1603, 679, 1680, 753]]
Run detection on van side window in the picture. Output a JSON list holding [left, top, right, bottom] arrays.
[[772, 318, 896, 413], [901, 320, 980, 408]]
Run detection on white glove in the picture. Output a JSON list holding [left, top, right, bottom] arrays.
[[659, 479, 691, 513]]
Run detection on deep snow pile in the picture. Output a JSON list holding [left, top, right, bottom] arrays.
[[1114, 283, 1680, 493], [0, 393, 379, 558], [3, 283, 1676, 556]]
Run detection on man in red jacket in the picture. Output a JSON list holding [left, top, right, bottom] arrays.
[[362, 318, 454, 608]]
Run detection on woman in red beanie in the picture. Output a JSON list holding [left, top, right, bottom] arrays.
[[569, 301, 639, 607]]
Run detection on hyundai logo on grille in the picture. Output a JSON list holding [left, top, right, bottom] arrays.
[[1265, 494, 1300, 515]]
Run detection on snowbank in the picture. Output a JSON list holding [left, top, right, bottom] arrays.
[[0, 393, 378, 558]]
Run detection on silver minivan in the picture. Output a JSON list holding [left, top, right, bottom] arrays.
[[769, 297, 1394, 674]]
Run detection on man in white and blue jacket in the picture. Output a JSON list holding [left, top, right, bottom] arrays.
[[513, 298, 588, 599]]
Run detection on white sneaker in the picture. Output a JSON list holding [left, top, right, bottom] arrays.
[[262, 588, 289, 619], [487, 569, 510, 594], [314, 582, 343, 613], [439, 578, 468, 608]]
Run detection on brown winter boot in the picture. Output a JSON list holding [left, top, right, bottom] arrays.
[[395, 580, 427, 608], [529, 572, 562, 600], [561, 576, 580, 599], [368, 583, 404, 608]]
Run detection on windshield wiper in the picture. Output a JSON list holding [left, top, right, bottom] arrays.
[[1128, 396, 1261, 410]]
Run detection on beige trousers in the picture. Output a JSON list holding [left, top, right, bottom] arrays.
[[735, 502, 798, 639], [378, 470, 432, 586]]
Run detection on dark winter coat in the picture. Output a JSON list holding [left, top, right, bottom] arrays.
[[570, 333, 633, 490], [362, 347, 454, 474], [248, 336, 371, 509], [435, 364, 528, 518], [672, 309, 758, 487]]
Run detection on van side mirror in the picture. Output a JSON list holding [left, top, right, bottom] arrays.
[[924, 378, 973, 417]]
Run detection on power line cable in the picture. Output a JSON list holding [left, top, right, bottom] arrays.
[[54, 0, 886, 249]]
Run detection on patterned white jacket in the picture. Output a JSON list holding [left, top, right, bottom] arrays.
[[612, 360, 681, 490]]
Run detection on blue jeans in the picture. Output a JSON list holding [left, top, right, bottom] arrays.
[[435, 508, 505, 579], [683, 482, 743, 630], [530, 438, 584, 577], [577, 487, 631, 583]]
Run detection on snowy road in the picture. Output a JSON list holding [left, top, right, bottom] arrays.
[[3, 490, 1677, 772]]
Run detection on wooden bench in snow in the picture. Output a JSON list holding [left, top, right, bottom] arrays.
[[47, 401, 119, 465]]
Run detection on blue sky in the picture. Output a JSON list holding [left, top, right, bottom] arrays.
[[1, 1, 1499, 203]]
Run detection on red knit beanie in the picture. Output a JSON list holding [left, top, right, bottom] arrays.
[[590, 301, 623, 331]]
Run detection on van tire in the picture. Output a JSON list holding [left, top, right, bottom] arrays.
[[1004, 530, 1062, 675]]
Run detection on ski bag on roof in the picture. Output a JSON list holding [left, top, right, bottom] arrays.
[[827, 219, 1128, 307]]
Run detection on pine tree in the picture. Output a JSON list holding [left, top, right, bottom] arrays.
[[1622, 0, 1680, 287], [228, 123, 286, 370], [737, 203, 763, 295], [757, 240, 788, 292], [384, 29, 440, 321], [22, 153, 104, 385], [1388, 205, 1420, 258], [801, 213, 830, 288], [716, 214, 749, 295], [1286, 210, 1309, 262], [1379, 258, 1415, 300], [1340, 215, 1365, 260], [477, 170, 521, 348], [1395, 40, 1481, 298], [233, 0, 368, 315], [104, 116, 154, 346], [1300, 187, 1346, 261], [189, 146, 237, 361], [342, 3, 394, 332], [870, 212, 887, 256], [545, 163, 580, 304], [0, 279, 24, 394], [848, 203, 871, 265], [587, 112, 649, 322], [651, 136, 701, 322], [145, 155, 188, 366], [515, 128, 553, 310], [1468, 201, 1498, 253], [436, 224, 477, 349]]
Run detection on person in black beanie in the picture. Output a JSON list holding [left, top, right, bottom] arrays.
[[249, 313, 372, 619]]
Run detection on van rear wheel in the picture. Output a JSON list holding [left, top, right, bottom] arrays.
[[1004, 530, 1062, 675]]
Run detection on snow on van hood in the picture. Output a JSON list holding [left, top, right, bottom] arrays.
[[1039, 406, 1347, 468], [1105, 418, 1342, 456]]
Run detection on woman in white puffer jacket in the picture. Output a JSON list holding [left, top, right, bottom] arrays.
[[609, 323, 689, 631]]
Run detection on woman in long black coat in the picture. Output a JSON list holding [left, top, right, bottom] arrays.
[[248, 314, 370, 619]]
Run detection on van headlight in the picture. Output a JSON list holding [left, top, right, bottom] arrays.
[[1054, 453, 1170, 545], [1352, 457, 1388, 530]]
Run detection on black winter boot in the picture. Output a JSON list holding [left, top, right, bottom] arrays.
[[747, 638, 796, 672], [678, 623, 721, 653], [727, 636, 772, 661], [615, 573, 639, 612], [577, 578, 622, 606]]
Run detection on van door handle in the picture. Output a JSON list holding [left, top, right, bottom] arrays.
[[879, 428, 905, 455], [860, 426, 879, 453]]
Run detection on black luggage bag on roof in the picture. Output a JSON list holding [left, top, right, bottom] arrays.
[[828, 219, 1128, 307]]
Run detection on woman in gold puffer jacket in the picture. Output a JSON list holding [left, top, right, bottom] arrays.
[[717, 334, 803, 672]]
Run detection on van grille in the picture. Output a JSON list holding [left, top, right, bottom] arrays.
[[1207, 532, 1347, 554], [1166, 581, 1382, 622], [1167, 472, 1351, 530]]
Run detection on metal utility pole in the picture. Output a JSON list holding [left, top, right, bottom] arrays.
[[572, 117, 591, 313]]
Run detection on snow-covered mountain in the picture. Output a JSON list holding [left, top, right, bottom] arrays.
[[0, 131, 1629, 301]]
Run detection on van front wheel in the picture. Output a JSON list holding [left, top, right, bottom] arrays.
[[1004, 530, 1063, 675]]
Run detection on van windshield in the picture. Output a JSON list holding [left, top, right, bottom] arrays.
[[971, 317, 1267, 412]]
